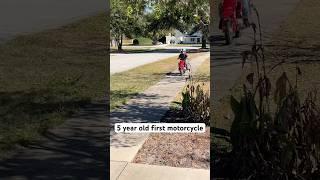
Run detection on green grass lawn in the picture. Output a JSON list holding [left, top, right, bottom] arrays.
[[193, 58, 210, 82], [0, 13, 107, 157], [110, 47, 155, 54], [111, 37, 153, 49], [135, 37, 153, 46]]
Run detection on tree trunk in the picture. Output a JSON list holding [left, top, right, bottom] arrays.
[[152, 31, 158, 45], [209, 0, 215, 47], [118, 34, 123, 51]]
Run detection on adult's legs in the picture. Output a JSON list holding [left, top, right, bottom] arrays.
[[242, 0, 251, 26], [242, 0, 250, 18]]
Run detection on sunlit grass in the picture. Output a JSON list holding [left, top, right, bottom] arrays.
[[0, 13, 107, 156]]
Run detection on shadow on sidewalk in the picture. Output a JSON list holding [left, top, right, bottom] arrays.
[[110, 93, 171, 149]]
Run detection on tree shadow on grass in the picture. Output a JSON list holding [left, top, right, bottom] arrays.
[[110, 90, 139, 110]]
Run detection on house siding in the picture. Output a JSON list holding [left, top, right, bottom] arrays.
[[165, 30, 203, 44]]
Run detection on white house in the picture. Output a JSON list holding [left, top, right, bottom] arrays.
[[165, 30, 203, 44]]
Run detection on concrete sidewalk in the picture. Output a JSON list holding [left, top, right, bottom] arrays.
[[110, 52, 209, 179], [111, 162, 210, 180], [110, 52, 209, 162]]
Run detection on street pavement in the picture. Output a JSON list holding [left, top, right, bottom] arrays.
[[110, 53, 177, 75], [110, 45, 202, 74], [0, 0, 107, 43]]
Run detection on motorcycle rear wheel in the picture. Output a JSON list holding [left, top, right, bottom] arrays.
[[235, 30, 240, 38]]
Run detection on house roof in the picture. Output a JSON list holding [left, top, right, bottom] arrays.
[[172, 29, 202, 37]]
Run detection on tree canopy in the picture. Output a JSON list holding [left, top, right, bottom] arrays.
[[110, 0, 210, 49], [110, 0, 148, 50]]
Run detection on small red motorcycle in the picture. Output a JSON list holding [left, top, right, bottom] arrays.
[[219, 0, 243, 44], [178, 59, 187, 76]]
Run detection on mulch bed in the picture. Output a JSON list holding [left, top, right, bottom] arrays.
[[132, 109, 210, 169]]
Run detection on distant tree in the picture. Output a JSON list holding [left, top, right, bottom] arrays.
[[190, 4, 210, 48], [110, 0, 209, 49], [110, 0, 147, 50], [145, 0, 210, 48]]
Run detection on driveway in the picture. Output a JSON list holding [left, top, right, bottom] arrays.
[[0, 0, 107, 43]]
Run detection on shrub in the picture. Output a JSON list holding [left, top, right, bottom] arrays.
[[133, 39, 139, 45], [174, 80, 210, 125]]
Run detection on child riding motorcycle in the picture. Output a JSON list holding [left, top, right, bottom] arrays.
[[178, 49, 187, 61], [177, 49, 190, 75]]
